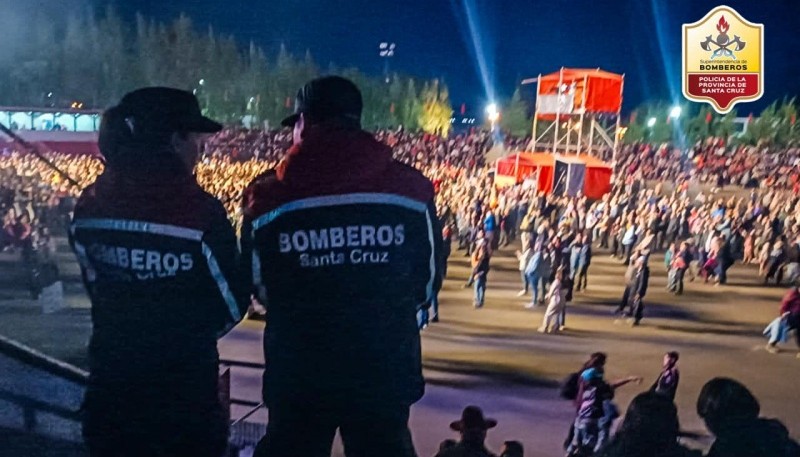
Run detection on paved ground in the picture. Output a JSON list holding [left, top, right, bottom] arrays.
[[1, 236, 799, 457]]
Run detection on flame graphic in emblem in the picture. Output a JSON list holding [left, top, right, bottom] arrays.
[[716, 16, 729, 33]]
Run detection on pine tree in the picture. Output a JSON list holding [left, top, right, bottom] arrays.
[[500, 88, 529, 136]]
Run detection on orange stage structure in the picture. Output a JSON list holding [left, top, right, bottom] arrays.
[[494, 68, 623, 198]]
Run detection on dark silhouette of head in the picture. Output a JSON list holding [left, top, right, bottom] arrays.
[[697, 377, 760, 435], [604, 391, 681, 455], [450, 406, 497, 444], [500, 440, 524, 457]]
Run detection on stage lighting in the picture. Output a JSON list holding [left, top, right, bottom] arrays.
[[647, 117, 657, 127], [669, 106, 682, 119], [485, 103, 499, 122]]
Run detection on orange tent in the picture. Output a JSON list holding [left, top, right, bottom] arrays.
[[495, 152, 554, 192], [577, 154, 613, 199], [536, 68, 623, 119], [495, 152, 613, 199]]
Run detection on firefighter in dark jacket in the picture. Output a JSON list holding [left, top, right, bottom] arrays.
[[242, 76, 442, 457], [69, 88, 249, 457]]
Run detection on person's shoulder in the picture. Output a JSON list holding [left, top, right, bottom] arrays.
[[195, 188, 230, 220], [243, 168, 279, 195], [72, 181, 102, 218], [385, 160, 435, 201], [241, 168, 282, 218]]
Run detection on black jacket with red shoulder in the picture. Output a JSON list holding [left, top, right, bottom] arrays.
[[241, 126, 442, 409], [69, 154, 248, 403]]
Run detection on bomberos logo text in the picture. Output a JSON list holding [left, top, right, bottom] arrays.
[[279, 224, 405, 267]]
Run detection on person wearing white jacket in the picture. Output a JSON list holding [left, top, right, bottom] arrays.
[[515, 242, 534, 296], [539, 267, 567, 333]]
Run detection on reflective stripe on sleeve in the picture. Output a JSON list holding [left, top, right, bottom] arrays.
[[72, 218, 204, 241], [252, 193, 427, 231], [202, 242, 242, 322]]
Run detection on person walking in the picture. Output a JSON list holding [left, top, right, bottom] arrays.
[[630, 256, 651, 326], [539, 267, 566, 333], [515, 241, 534, 297], [615, 259, 638, 317], [570, 232, 592, 292], [766, 285, 800, 356], [524, 244, 542, 308], [472, 241, 491, 308], [538, 246, 554, 306], [69, 88, 249, 457], [242, 76, 442, 457], [566, 361, 642, 455]]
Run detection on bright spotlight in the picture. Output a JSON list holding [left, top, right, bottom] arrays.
[[486, 103, 499, 122], [647, 117, 657, 127], [669, 106, 682, 119]]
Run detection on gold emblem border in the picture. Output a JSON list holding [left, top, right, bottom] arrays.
[[682, 5, 764, 114]]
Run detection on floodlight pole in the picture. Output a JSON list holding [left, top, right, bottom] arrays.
[[530, 73, 541, 151], [566, 118, 571, 154], [552, 68, 564, 154], [612, 74, 625, 175], [577, 74, 588, 155]]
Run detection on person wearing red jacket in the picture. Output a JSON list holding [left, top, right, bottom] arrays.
[[777, 285, 800, 356], [70, 88, 249, 457], [242, 76, 442, 457]]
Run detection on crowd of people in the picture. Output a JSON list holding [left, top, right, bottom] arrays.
[[2, 120, 800, 456], [616, 140, 800, 192], [437, 355, 798, 457]]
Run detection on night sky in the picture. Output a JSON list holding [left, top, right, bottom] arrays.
[[24, 0, 800, 115]]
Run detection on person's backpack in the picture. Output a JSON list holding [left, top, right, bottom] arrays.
[[560, 372, 580, 400]]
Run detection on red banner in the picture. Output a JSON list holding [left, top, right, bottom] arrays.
[[686, 74, 759, 112]]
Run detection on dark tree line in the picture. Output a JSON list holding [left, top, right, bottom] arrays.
[[0, 7, 454, 133]]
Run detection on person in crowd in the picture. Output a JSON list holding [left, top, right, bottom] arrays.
[[615, 258, 638, 317], [594, 392, 702, 457], [539, 267, 566, 333], [566, 357, 642, 456], [764, 240, 787, 286], [534, 245, 555, 305], [242, 77, 442, 457], [629, 256, 651, 326], [620, 217, 639, 266], [421, 225, 451, 328], [785, 235, 800, 285], [438, 439, 457, 454], [667, 242, 692, 295], [69, 87, 249, 457], [524, 243, 542, 308], [435, 406, 499, 457], [472, 239, 492, 308], [516, 240, 534, 297], [499, 441, 524, 457], [766, 285, 800, 356], [715, 234, 734, 285], [697, 377, 800, 457], [650, 351, 680, 401], [570, 232, 592, 292], [758, 240, 772, 276], [465, 230, 487, 287]]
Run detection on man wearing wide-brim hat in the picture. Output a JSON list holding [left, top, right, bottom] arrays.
[[435, 406, 500, 457]]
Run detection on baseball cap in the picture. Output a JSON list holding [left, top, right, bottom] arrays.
[[116, 87, 222, 135], [281, 76, 363, 128]]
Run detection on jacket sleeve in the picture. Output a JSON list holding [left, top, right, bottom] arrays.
[[427, 199, 444, 301], [202, 201, 250, 337], [239, 210, 256, 298]]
